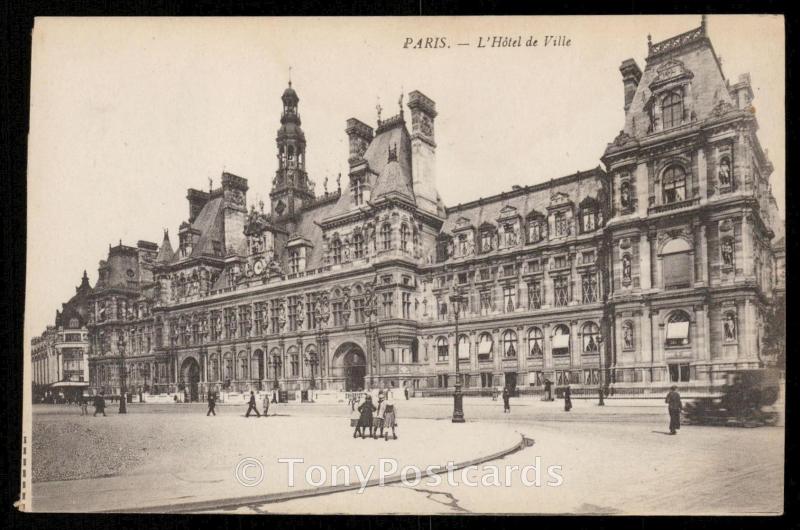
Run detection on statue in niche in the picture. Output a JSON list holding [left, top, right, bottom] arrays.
[[721, 239, 734, 266], [718, 158, 731, 186], [723, 313, 737, 341], [277, 301, 287, 330], [622, 254, 632, 282], [623, 322, 634, 349], [620, 183, 631, 208]]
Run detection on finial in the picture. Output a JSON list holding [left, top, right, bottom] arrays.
[[647, 33, 652, 49], [398, 89, 404, 117], [324, 176, 329, 194], [337, 173, 341, 192], [376, 97, 382, 125], [209, 177, 213, 192], [288, 65, 292, 87], [701, 15, 707, 34]]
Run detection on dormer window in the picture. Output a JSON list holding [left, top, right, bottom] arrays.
[[480, 229, 494, 253], [662, 166, 687, 204], [661, 92, 683, 129], [527, 220, 542, 244], [555, 212, 570, 237], [352, 178, 364, 206], [620, 181, 632, 209], [581, 207, 596, 233], [289, 250, 300, 274]]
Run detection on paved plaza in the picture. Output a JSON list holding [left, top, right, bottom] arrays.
[[31, 396, 784, 515]]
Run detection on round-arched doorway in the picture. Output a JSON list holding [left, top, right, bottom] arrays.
[[332, 343, 367, 391], [181, 357, 201, 402]]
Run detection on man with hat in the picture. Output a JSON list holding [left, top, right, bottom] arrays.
[[353, 393, 376, 439], [665, 385, 682, 435]]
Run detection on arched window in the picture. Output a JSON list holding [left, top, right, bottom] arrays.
[[662, 92, 683, 129], [400, 224, 409, 252], [552, 324, 570, 356], [528, 327, 544, 357], [665, 311, 691, 346], [209, 354, 220, 381], [238, 352, 249, 380], [222, 352, 233, 382], [662, 165, 687, 204], [457, 335, 470, 361], [353, 233, 364, 259], [582, 207, 596, 233], [331, 238, 342, 265], [381, 223, 392, 250], [288, 145, 295, 163], [436, 336, 449, 362], [477, 332, 493, 360], [582, 322, 600, 353], [723, 312, 738, 342], [502, 330, 517, 358], [527, 219, 542, 244]]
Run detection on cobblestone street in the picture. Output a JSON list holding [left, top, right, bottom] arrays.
[[31, 397, 783, 514]]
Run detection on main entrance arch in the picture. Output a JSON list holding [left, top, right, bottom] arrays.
[[332, 342, 367, 391], [181, 357, 201, 402]]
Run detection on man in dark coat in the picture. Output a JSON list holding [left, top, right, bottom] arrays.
[[564, 385, 572, 412], [207, 392, 216, 416], [404, 387, 409, 400], [544, 379, 553, 401], [502, 386, 511, 413], [245, 391, 261, 417], [93, 393, 106, 417], [353, 394, 376, 439], [665, 385, 682, 434]]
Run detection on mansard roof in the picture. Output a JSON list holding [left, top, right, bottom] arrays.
[[440, 168, 605, 234]]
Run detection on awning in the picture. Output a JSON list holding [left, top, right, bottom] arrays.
[[666, 321, 690, 340], [457, 339, 470, 360], [552, 333, 570, 349], [478, 340, 493, 355], [50, 381, 90, 388]]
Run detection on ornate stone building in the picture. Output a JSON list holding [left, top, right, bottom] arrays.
[[35, 18, 782, 399]]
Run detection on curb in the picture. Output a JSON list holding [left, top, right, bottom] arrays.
[[108, 433, 533, 514]]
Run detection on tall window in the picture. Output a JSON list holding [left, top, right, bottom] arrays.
[[665, 311, 691, 347], [288, 296, 298, 331], [381, 223, 392, 250], [502, 330, 517, 358], [290, 352, 300, 377], [270, 300, 280, 334], [582, 322, 600, 353], [582, 208, 596, 232], [555, 212, 570, 237], [662, 238, 692, 289], [662, 166, 687, 204], [352, 178, 364, 206], [477, 332, 493, 361], [289, 250, 300, 274], [503, 285, 517, 312], [582, 273, 598, 304], [331, 238, 342, 265], [457, 335, 470, 361], [332, 302, 343, 327], [480, 230, 494, 253], [527, 220, 542, 243], [554, 276, 569, 307], [382, 292, 393, 318], [662, 92, 683, 129], [528, 327, 544, 356], [402, 293, 411, 319], [552, 325, 570, 356], [436, 337, 449, 362], [306, 296, 317, 329], [669, 363, 691, 382], [353, 233, 364, 259], [479, 290, 493, 316], [400, 224, 409, 252], [528, 280, 542, 309]]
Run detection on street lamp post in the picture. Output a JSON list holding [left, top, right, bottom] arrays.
[[271, 354, 282, 391], [449, 287, 466, 423], [117, 333, 127, 414], [597, 332, 605, 406], [363, 279, 378, 390], [305, 351, 319, 391]]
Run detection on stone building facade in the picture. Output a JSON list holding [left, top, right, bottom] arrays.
[[34, 19, 783, 399]]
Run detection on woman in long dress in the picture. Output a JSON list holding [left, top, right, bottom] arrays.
[[382, 399, 397, 440]]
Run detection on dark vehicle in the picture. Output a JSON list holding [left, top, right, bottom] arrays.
[[684, 369, 781, 427]]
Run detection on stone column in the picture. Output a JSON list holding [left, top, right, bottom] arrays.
[[543, 324, 552, 371], [741, 214, 752, 278], [641, 309, 653, 365], [695, 305, 710, 362], [543, 262, 553, 307], [699, 224, 709, 284], [636, 163, 649, 217], [697, 147, 707, 200]]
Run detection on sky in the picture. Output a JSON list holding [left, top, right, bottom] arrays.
[[25, 15, 785, 339]]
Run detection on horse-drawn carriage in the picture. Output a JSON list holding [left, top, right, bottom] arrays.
[[683, 369, 781, 427]]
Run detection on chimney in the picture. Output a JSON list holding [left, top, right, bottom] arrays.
[[345, 118, 374, 165], [221, 172, 249, 255], [730, 73, 754, 110], [187, 188, 210, 223], [408, 90, 441, 217], [619, 59, 642, 112]]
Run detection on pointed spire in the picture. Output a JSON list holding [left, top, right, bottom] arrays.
[[376, 96, 383, 125], [701, 14, 707, 35], [156, 229, 174, 264], [288, 65, 292, 87]]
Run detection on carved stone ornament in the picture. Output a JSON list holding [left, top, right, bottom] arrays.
[[612, 130, 634, 147], [619, 237, 631, 250], [719, 219, 734, 233]]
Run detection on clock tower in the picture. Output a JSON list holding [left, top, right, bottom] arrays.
[[270, 82, 314, 219]]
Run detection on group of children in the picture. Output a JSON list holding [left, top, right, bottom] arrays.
[[352, 391, 397, 440]]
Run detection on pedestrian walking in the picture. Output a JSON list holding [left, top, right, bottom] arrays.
[[564, 385, 572, 412], [598, 385, 605, 406], [665, 385, 682, 435], [502, 386, 511, 413], [245, 390, 261, 417], [80, 395, 88, 416], [404, 386, 409, 400], [207, 392, 216, 416], [353, 394, 376, 439], [262, 393, 270, 417], [93, 392, 106, 417], [383, 398, 397, 440]]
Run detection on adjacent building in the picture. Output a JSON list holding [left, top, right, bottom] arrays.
[[33, 18, 784, 400]]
